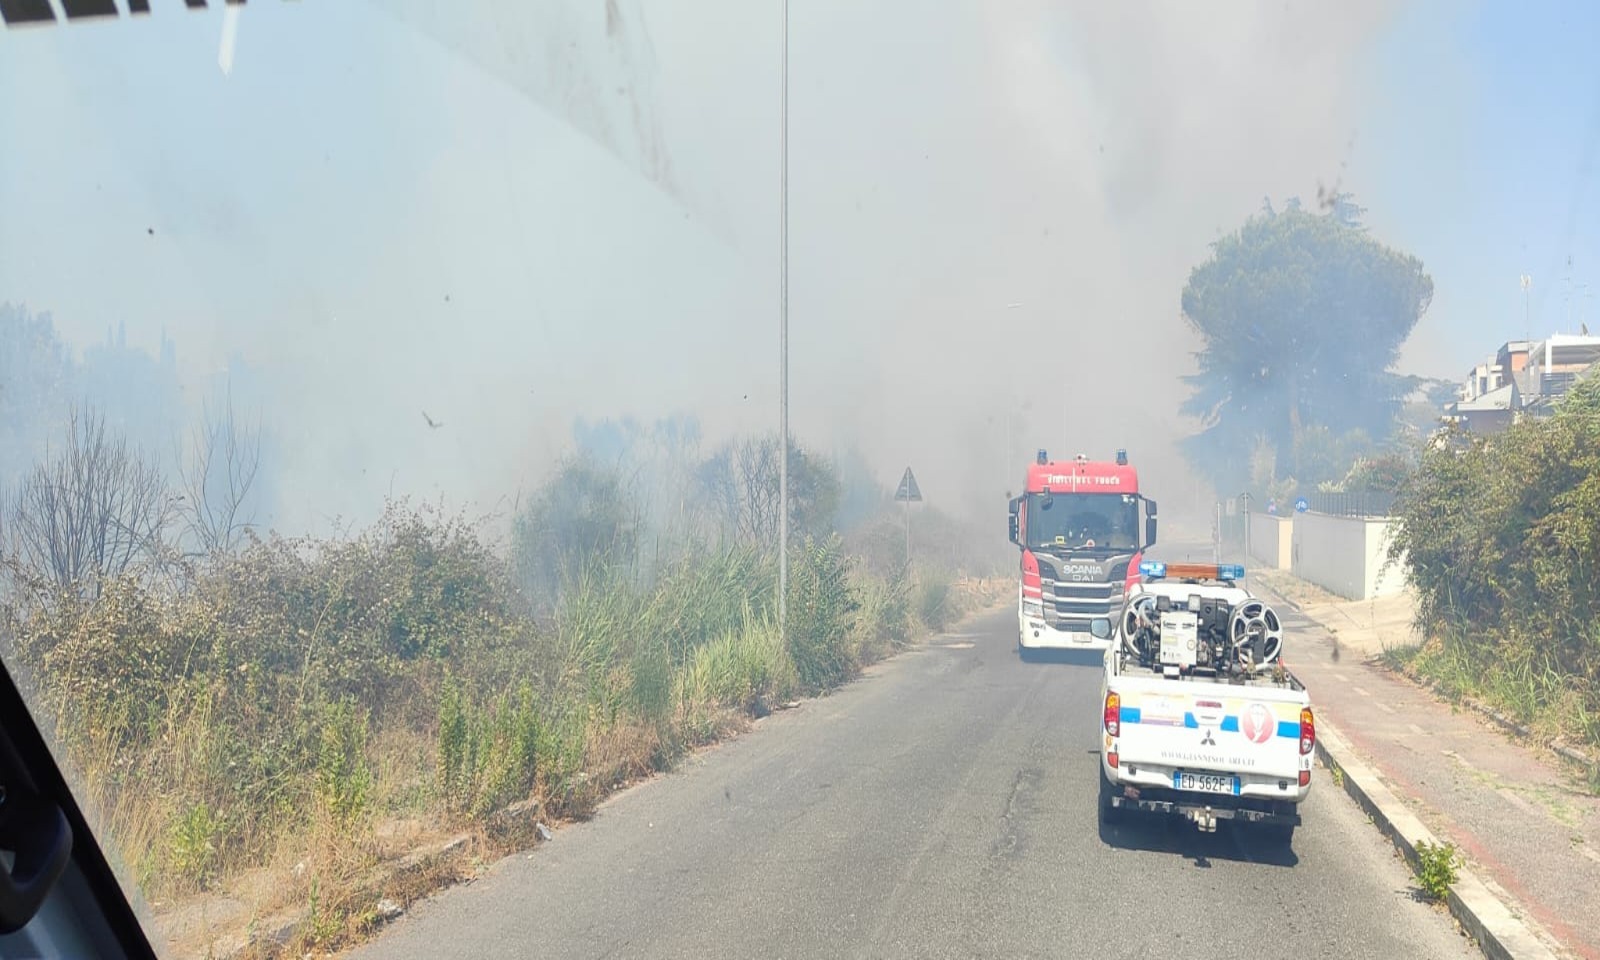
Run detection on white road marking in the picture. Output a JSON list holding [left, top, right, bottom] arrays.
[[1496, 787, 1541, 819], [1442, 749, 1482, 776]]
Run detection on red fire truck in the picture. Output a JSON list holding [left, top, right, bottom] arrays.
[[1007, 449, 1158, 656]]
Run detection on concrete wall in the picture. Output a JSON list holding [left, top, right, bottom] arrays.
[[1248, 513, 1293, 570], [1290, 512, 1407, 600]]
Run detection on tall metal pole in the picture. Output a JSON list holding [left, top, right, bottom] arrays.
[[777, 0, 790, 638], [904, 498, 911, 568], [1003, 304, 1021, 500], [1213, 500, 1222, 565], [1521, 274, 1531, 345], [1241, 492, 1251, 587], [1004, 411, 1011, 495]]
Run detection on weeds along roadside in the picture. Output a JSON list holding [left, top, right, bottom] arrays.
[[0, 496, 1000, 955]]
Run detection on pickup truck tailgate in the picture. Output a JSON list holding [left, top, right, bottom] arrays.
[[1114, 680, 1307, 784]]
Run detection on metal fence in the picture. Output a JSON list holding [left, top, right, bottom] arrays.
[[1302, 490, 1396, 518], [1227, 491, 1397, 520]]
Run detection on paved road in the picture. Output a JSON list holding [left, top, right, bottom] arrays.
[[354, 603, 1475, 960]]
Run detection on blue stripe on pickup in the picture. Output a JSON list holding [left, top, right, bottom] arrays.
[[1127, 709, 1300, 739]]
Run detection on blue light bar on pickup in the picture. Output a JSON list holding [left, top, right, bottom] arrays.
[[1137, 561, 1245, 582]]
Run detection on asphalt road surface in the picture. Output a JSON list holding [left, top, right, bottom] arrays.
[[354, 592, 1475, 959]]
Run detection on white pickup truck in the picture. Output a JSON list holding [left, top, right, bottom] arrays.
[[1096, 561, 1314, 840]]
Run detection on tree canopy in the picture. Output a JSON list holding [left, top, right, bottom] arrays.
[[1179, 203, 1433, 493]]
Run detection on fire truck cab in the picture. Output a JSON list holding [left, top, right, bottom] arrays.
[[1007, 449, 1158, 656]]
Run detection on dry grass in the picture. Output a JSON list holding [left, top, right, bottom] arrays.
[[3, 506, 990, 960]]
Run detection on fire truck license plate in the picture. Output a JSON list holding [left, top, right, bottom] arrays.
[[1174, 771, 1240, 795]]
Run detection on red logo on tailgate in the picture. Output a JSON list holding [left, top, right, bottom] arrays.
[[1241, 703, 1275, 745]]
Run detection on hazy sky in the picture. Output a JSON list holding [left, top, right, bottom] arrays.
[[2, 0, 1598, 532]]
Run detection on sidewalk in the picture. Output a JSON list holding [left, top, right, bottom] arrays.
[[1251, 569, 1600, 960]]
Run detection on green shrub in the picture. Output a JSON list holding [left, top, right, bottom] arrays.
[[1392, 378, 1600, 751], [168, 801, 224, 891], [1414, 839, 1461, 902], [436, 678, 546, 818], [679, 612, 796, 717], [316, 701, 372, 825], [786, 536, 859, 693], [436, 677, 473, 813], [914, 574, 954, 631], [472, 683, 544, 817], [852, 572, 911, 660]]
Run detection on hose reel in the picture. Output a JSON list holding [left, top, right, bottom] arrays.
[[1228, 598, 1284, 668], [1119, 593, 1284, 673]]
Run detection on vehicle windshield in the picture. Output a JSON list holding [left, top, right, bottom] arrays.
[[1027, 492, 1139, 552], [0, 4, 1594, 960]]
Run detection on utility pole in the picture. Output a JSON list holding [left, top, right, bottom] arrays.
[[1213, 500, 1222, 565], [777, 0, 790, 640], [1004, 411, 1011, 494], [1240, 492, 1252, 587], [1521, 274, 1531, 344], [1003, 304, 1021, 500]]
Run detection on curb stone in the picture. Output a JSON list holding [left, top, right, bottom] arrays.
[[1313, 716, 1565, 960], [1251, 575, 1304, 613], [217, 832, 476, 960]]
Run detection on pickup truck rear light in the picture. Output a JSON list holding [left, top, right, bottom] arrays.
[[1104, 692, 1120, 737], [1300, 706, 1315, 755]]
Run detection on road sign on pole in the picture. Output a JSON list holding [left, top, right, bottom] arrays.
[[1294, 496, 1310, 514], [895, 468, 921, 566], [894, 468, 922, 502]]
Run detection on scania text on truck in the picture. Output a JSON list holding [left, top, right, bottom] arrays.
[[1098, 561, 1313, 841], [1006, 449, 1158, 655]]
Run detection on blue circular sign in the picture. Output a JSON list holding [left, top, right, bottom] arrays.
[[1294, 497, 1310, 513]]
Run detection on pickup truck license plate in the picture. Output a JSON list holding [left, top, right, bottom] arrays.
[[1173, 771, 1240, 795]]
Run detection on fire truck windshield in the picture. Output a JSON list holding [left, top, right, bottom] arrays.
[[1025, 493, 1140, 552]]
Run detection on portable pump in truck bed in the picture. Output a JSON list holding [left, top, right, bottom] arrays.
[[1120, 562, 1286, 680]]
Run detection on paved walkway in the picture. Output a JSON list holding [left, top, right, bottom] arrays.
[[1252, 569, 1600, 960]]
